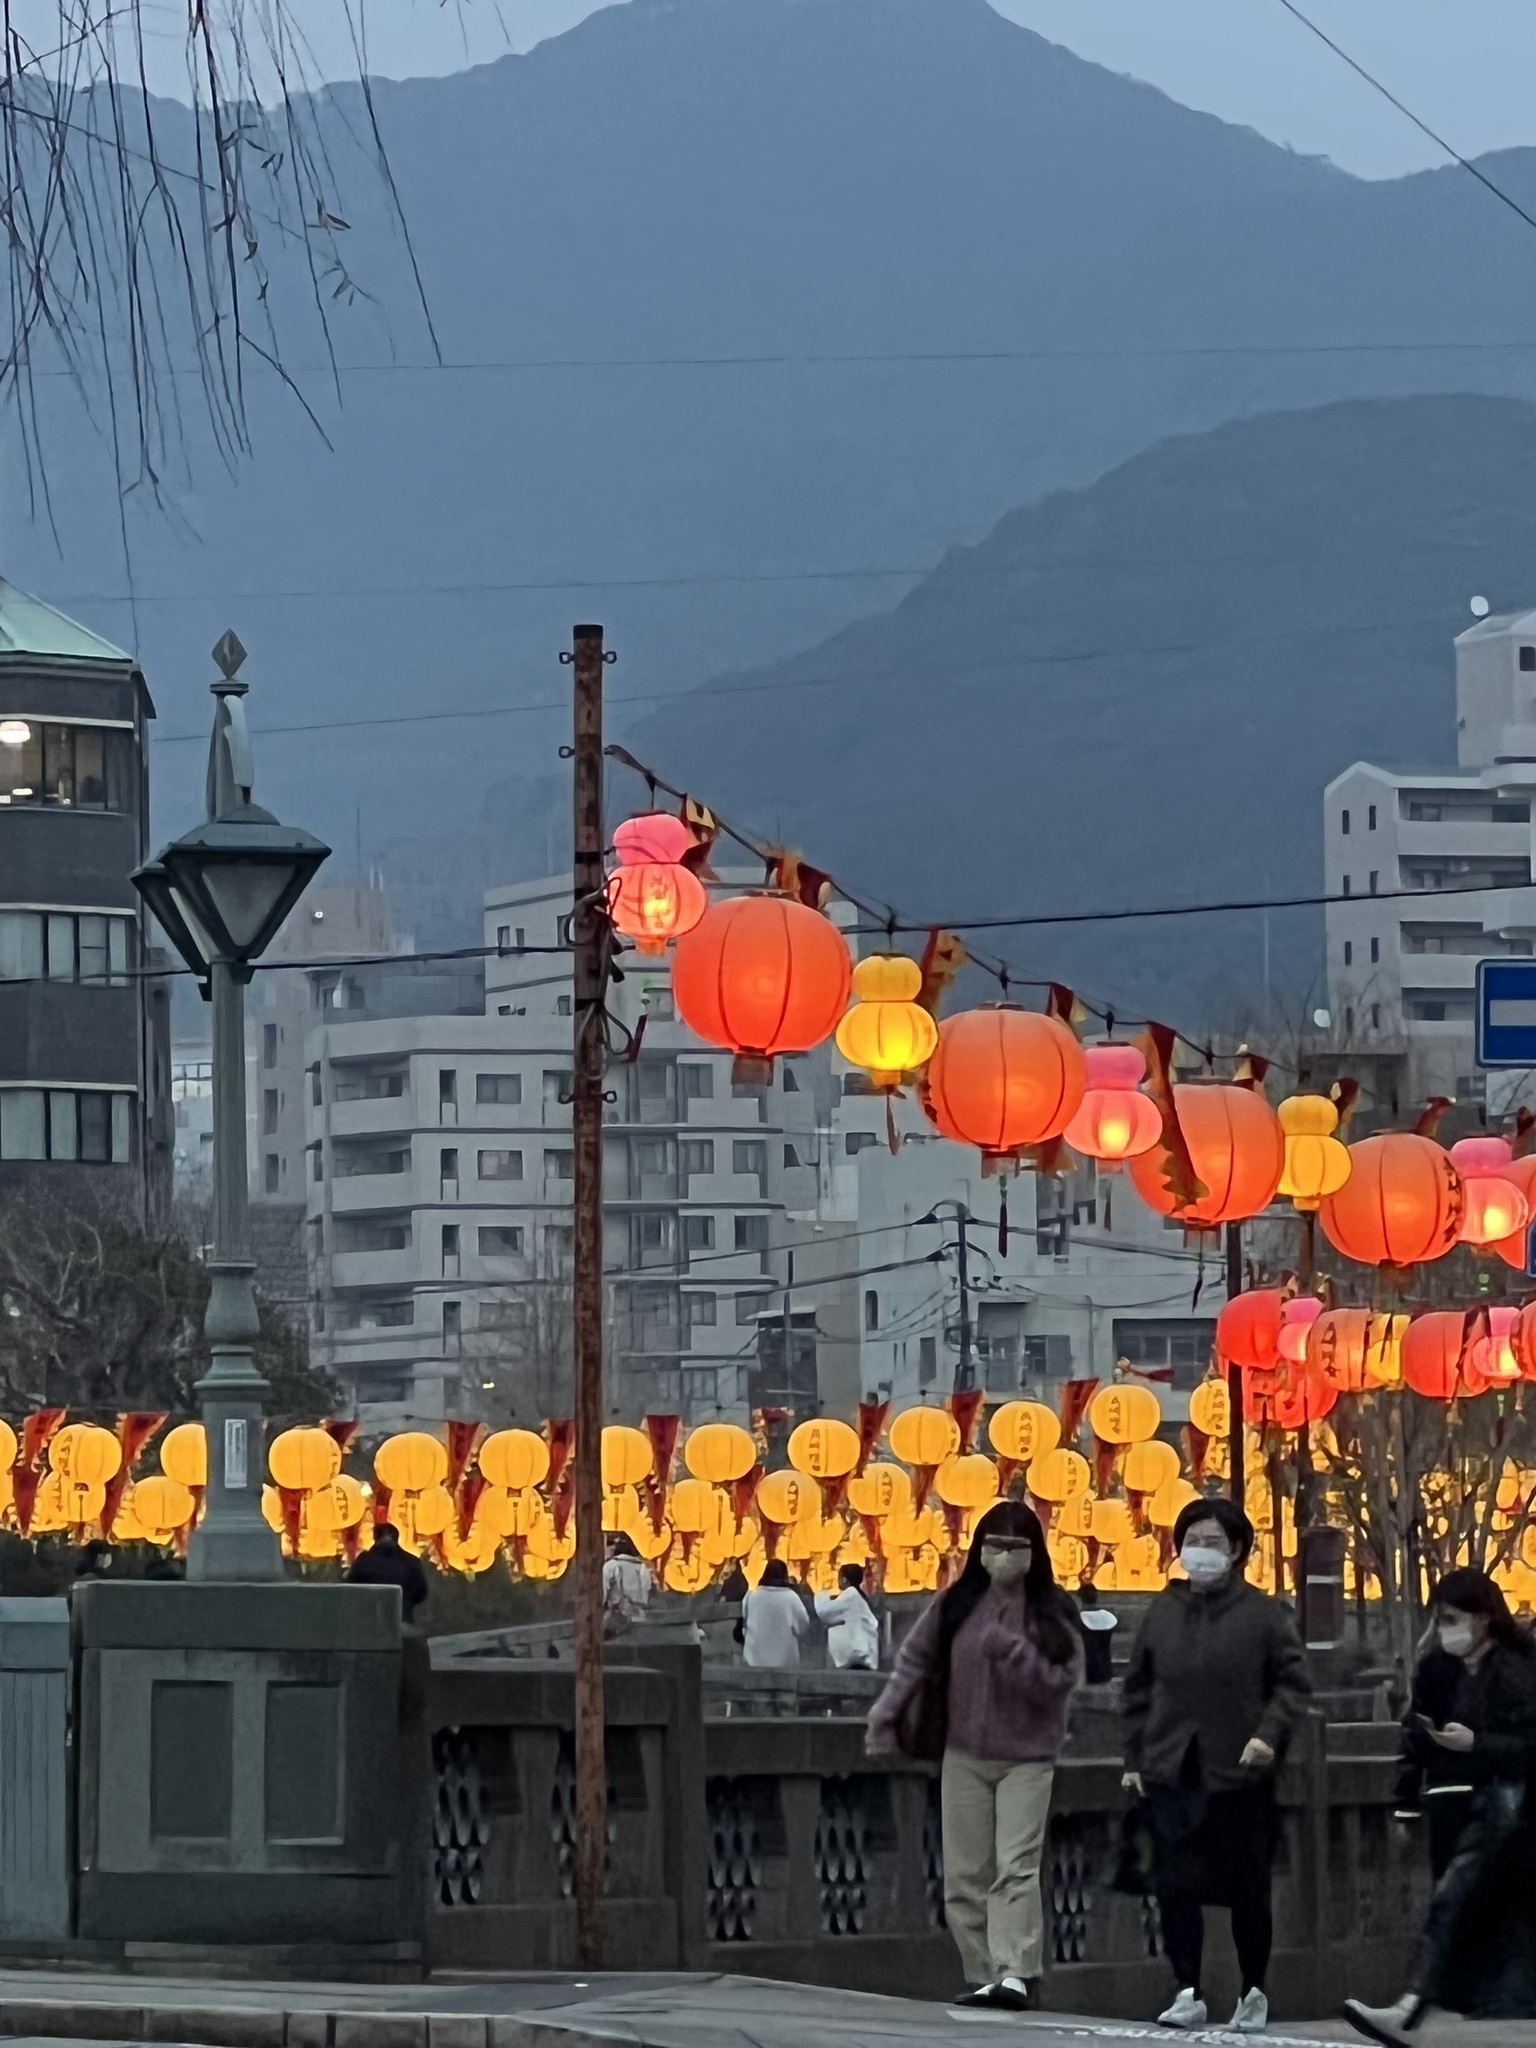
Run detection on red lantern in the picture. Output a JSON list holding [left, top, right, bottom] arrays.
[[1318, 1133, 1464, 1269], [606, 814, 707, 955], [1128, 1083, 1285, 1229], [1492, 1154, 1536, 1270], [672, 895, 852, 1079], [1278, 1295, 1322, 1364], [1514, 1301, 1536, 1379], [1449, 1136, 1531, 1249], [923, 1006, 1086, 1160], [1401, 1312, 1466, 1401], [1245, 1361, 1335, 1428], [1216, 1289, 1284, 1371], [1064, 1044, 1161, 1168], [1310, 1308, 1378, 1394]]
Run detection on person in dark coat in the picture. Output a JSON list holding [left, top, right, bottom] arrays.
[[346, 1521, 429, 1620], [1392, 1628, 1474, 1880], [1122, 1496, 1311, 2035], [1345, 1568, 1536, 2045]]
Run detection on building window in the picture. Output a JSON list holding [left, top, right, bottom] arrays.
[[443, 1302, 462, 1358], [686, 1294, 717, 1327], [784, 1143, 801, 1167], [1371, 1003, 1381, 1029], [264, 1152, 280, 1194], [1343, 941, 1352, 965], [496, 924, 511, 952], [310, 1143, 324, 1183], [1369, 871, 1378, 894], [646, 987, 675, 1021], [734, 1214, 770, 1252], [682, 1215, 714, 1251], [557, 994, 572, 1017], [479, 1226, 524, 1257], [1343, 876, 1351, 897], [262, 1088, 279, 1136], [333, 1068, 404, 1102], [1341, 809, 1350, 835], [733, 1139, 766, 1179], [1345, 1006, 1354, 1034], [1371, 936, 1380, 963], [545, 1149, 575, 1179], [478, 1148, 524, 1180], [441, 1223, 460, 1277], [476, 1073, 522, 1105], [735, 1292, 763, 1325], [332, 1215, 410, 1253], [0, 722, 128, 810], [439, 1070, 458, 1120], [680, 1139, 714, 1177], [333, 1142, 409, 1177], [641, 1212, 676, 1253], [1112, 1317, 1214, 1390], [309, 1065, 322, 1108], [0, 910, 130, 984], [440, 1146, 459, 1194], [783, 1065, 800, 1092], [1522, 646, 1536, 671], [263, 1023, 278, 1068], [919, 1336, 937, 1384], [1368, 804, 1377, 830], [845, 1131, 879, 1155], [0, 1087, 132, 1163], [680, 1064, 713, 1100], [864, 1289, 879, 1333]]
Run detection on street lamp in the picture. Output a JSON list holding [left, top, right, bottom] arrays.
[[133, 632, 329, 1580]]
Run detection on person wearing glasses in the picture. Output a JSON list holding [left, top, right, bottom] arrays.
[[866, 1500, 1083, 2012]]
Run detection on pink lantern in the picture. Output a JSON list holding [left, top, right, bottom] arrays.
[[1063, 1044, 1162, 1168], [606, 814, 707, 955], [1467, 1304, 1523, 1388], [1277, 1295, 1323, 1365], [1450, 1136, 1531, 1249]]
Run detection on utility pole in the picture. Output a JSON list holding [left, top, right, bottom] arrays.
[[1225, 1220, 1244, 1505], [782, 1247, 795, 1400], [566, 623, 607, 1970], [955, 1204, 973, 1392]]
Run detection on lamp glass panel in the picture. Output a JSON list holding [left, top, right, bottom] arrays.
[[197, 857, 302, 954], [167, 886, 217, 972]]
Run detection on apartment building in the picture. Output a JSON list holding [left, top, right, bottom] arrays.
[[1323, 607, 1536, 1125]]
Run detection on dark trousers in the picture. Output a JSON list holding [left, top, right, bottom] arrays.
[[1415, 1787, 1523, 2005], [1148, 1779, 1276, 1997]]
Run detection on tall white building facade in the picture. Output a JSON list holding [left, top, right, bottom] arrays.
[[1324, 609, 1536, 1125]]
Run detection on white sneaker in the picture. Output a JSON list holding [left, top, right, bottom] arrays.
[[1158, 1989, 1208, 2029], [1342, 1995, 1425, 2048], [1230, 1990, 1268, 2033]]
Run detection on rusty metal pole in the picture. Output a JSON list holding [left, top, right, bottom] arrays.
[[1225, 1220, 1245, 1506], [568, 623, 608, 1970]]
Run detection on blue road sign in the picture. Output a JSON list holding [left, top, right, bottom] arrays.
[[1476, 958, 1536, 1067]]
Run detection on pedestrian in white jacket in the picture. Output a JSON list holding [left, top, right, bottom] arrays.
[[742, 1558, 812, 1668], [816, 1562, 881, 1669]]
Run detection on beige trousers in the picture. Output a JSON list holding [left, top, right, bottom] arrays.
[[940, 1748, 1055, 1985]]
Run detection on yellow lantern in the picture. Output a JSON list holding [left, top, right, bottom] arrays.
[[846, 1462, 912, 1519], [787, 1418, 860, 1481], [1052, 1492, 1095, 1538], [1088, 1384, 1161, 1445], [1086, 1497, 1135, 1547], [880, 1503, 940, 1551], [988, 1401, 1060, 1465], [306, 1474, 367, 1533], [28, 1475, 68, 1534], [1276, 1094, 1352, 1212], [664, 1547, 715, 1595], [934, 1454, 1000, 1511], [835, 1523, 873, 1568], [473, 1487, 522, 1540], [478, 1429, 550, 1491], [1048, 1532, 1089, 1583], [375, 1432, 447, 1494], [50, 1422, 121, 1487], [1123, 1440, 1181, 1495], [261, 1484, 285, 1533], [603, 1485, 643, 1535], [1025, 1448, 1091, 1503], [887, 1406, 961, 1469], [683, 1422, 757, 1486], [439, 1523, 502, 1576], [1188, 1378, 1231, 1439], [0, 1419, 17, 1473], [522, 1552, 568, 1583], [783, 1513, 846, 1560], [1148, 1478, 1200, 1529], [130, 1474, 196, 1537], [601, 1425, 653, 1490], [160, 1421, 207, 1489], [755, 1469, 822, 1525], [625, 1516, 674, 1562], [268, 1426, 341, 1493], [524, 1508, 577, 1564], [834, 953, 939, 1089], [669, 1477, 726, 1537]]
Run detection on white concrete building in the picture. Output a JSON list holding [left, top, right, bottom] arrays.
[[1324, 609, 1536, 1124]]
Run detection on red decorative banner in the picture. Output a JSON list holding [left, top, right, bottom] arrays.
[[643, 1413, 682, 1531], [544, 1419, 575, 1497], [730, 1465, 762, 1528], [948, 1388, 985, 1454], [854, 1399, 889, 1474], [323, 1417, 360, 1459], [1135, 1022, 1206, 1214], [1058, 1378, 1100, 1444], [22, 1409, 65, 1471], [1183, 1424, 1210, 1483], [446, 1421, 482, 1494], [457, 1470, 487, 1541], [12, 1466, 38, 1536]]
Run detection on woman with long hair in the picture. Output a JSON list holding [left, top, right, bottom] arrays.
[[1121, 1495, 1311, 2035], [1345, 1568, 1536, 2043], [866, 1499, 1084, 2011]]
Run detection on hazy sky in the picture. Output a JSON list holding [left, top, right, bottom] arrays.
[[223, 0, 1536, 182]]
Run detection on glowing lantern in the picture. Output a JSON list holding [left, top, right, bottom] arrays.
[[1278, 1296, 1323, 1364], [1403, 1313, 1467, 1401], [683, 1422, 757, 1486], [1188, 1378, 1231, 1439], [783, 1513, 845, 1559], [1148, 1478, 1200, 1528], [131, 1474, 196, 1536], [1064, 1044, 1162, 1167], [1088, 1383, 1161, 1445], [1469, 1305, 1523, 1386], [1318, 1133, 1464, 1268], [1129, 1084, 1284, 1229], [524, 1507, 576, 1564], [923, 1006, 1086, 1160], [160, 1422, 207, 1489], [664, 1548, 715, 1595], [1491, 1154, 1536, 1269], [603, 1486, 642, 1535], [672, 895, 852, 1075], [626, 1516, 674, 1562], [1276, 1095, 1352, 1210], [1516, 1302, 1536, 1380], [440, 1523, 502, 1577], [887, 1406, 961, 1469], [303, 1474, 367, 1534], [49, 1423, 121, 1486], [398, 1483, 454, 1546], [606, 813, 707, 955], [669, 1477, 725, 1537], [473, 1488, 523, 1540], [1450, 1137, 1531, 1248], [755, 1469, 822, 1525], [787, 1418, 861, 1480], [934, 1455, 1001, 1511], [1086, 1497, 1136, 1547], [845, 1463, 912, 1518], [1047, 1532, 1089, 1583], [1025, 1448, 1091, 1502], [268, 1426, 341, 1493], [879, 1504, 940, 1551], [601, 1426, 653, 1490], [1123, 1439, 1181, 1495], [987, 1401, 1060, 1464], [478, 1430, 550, 1492], [1310, 1309, 1372, 1394], [375, 1432, 448, 1494], [0, 1420, 17, 1473], [1217, 1290, 1284, 1371], [835, 954, 938, 1089], [1053, 1492, 1094, 1538]]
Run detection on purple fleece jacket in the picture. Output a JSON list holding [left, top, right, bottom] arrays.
[[867, 1585, 1083, 1762]]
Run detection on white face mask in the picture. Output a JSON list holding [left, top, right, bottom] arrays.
[[1179, 1543, 1232, 1586], [1439, 1620, 1479, 1658], [982, 1545, 1031, 1587]]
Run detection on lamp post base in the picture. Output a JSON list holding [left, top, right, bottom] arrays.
[[189, 1261, 282, 1583]]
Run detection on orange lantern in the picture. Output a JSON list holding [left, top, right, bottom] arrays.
[[1085, 1497, 1136, 1547], [787, 1418, 861, 1481], [601, 1425, 653, 1490], [1123, 1439, 1180, 1495], [605, 813, 707, 955], [1310, 1308, 1404, 1393], [1318, 1133, 1464, 1268], [1450, 1137, 1531, 1249], [845, 1462, 912, 1519], [1278, 1296, 1323, 1364], [478, 1429, 550, 1491], [887, 1406, 961, 1469], [268, 1426, 341, 1493], [49, 1423, 121, 1487], [1216, 1290, 1284, 1371], [131, 1474, 196, 1537], [1064, 1043, 1162, 1167], [668, 1477, 725, 1537], [672, 895, 852, 1079], [1188, 1377, 1231, 1439], [160, 1422, 207, 1489], [1403, 1312, 1467, 1401], [835, 954, 938, 1089], [934, 1454, 1001, 1511], [755, 1469, 822, 1525], [1128, 1084, 1284, 1229], [1492, 1154, 1536, 1269], [1025, 1448, 1091, 1502], [923, 1006, 1086, 1160], [1087, 1383, 1161, 1445], [987, 1401, 1060, 1464], [1276, 1094, 1352, 1211], [683, 1422, 757, 1486], [374, 1432, 448, 1494]]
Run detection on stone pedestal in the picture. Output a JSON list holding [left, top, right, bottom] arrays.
[[72, 1581, 406, 1950]]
